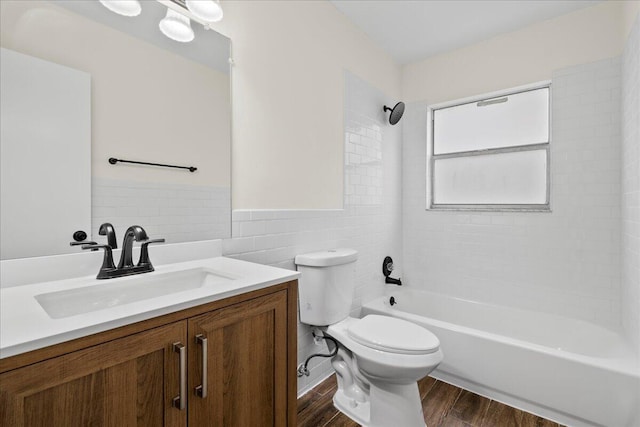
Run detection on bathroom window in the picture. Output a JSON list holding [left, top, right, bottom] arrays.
[[427, 84, 550, 211]]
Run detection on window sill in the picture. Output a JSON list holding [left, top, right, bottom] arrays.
[[427, 205, 551, 213]]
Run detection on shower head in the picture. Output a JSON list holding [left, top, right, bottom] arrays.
[[383, 101, 405, 125]]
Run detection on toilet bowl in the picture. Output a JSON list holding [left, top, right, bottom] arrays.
[[295, 249, 443, 427], [323, 316, 442, 427], [330, 315, 442, 382]]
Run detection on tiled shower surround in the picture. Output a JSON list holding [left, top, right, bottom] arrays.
[[402, 57, 623, 331], [223, 72, 403, 394], [622, 17, 640, 355]]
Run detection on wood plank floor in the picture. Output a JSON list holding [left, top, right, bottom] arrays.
[[297, 374, 564, 427]]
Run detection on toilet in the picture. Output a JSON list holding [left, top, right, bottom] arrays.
[[295, 249, 443, 427]]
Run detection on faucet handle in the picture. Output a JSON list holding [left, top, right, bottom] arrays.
[[70, 241, 98, 251], [71, 241, 96, 246], [144, 238, 166, 245], [138, 239, 165, 268], [81, 243, 107, 249]]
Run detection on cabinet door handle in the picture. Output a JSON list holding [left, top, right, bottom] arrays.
[[195, 334, 208, 398], [172, 342, 186, 410]]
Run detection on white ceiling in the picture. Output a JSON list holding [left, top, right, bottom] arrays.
[[331, 0, 601, 64]]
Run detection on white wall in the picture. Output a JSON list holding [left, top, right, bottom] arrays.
[[402, 1, 626, 105], [624, 2, 640, 39], [621, 13, 640, 355], [221, 72, 403, 395], [210, 1, 401, 209], [402, 57, 622, 329], [208, 11, 405, 395], [401, 2, 628, 330]]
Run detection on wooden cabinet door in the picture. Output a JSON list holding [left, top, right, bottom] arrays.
[[188, 290, 289, 427], [0, 321, 188, 427]]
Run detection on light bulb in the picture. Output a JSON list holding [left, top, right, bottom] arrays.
[[186, 0, 223, 23], [159, 8, 195, 43], [99, 0, 141, 17]]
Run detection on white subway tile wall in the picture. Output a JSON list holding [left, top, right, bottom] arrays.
[[622, 16, 640, 355], [92, 178, 230, 243], [403, 57, 623, 330], [222, 72, 403, 395]]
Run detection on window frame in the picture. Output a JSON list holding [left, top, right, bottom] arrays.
[[427, 81, 552, 212]]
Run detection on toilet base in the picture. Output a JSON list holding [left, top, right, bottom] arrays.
[[333, 380, 426, 427], [333, 389, 370, 426]]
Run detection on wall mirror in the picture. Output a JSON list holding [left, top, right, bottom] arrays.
[[0, 0, 231, 260]]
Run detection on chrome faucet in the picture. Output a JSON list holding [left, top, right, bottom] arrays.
[[72, 224, 164, 279]]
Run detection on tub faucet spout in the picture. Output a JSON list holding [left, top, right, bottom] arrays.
[[385, 276, 402, 286]]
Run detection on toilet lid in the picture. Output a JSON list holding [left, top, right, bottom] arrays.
[[347, 315, 440, 355]]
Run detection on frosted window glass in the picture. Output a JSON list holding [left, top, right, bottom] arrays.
[[434, 88, 549, 154], [433, 150, 547, 205]]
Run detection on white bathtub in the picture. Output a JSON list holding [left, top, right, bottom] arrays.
[[363, 289, 640, 427]]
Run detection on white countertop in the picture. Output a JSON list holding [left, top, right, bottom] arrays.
[[0, 256, 299, 359]]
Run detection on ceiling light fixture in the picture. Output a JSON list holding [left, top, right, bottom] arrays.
[[159, 8, 195, 43], [185, 0, 223, 23], [98, 0, 142, 17], [99, 0, 223, 43]]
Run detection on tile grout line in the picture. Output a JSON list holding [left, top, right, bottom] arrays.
[[442, 387, 465, 426], [421, 377, 438, 400], [442, 388, 464, 426], [476, 398, 492, 427], [322, 412, 343, 427]]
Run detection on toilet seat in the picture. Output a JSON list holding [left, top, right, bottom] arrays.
[[347, 315, 440, 355], [325, 316, 443, 385]]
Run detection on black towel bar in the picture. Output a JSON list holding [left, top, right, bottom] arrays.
[[108, 157, 197, 172]]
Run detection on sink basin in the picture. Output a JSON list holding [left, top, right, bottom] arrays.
[[34, 268, 235, 319]]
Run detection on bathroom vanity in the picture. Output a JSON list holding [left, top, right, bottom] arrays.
[[0, 251, 299, 427]]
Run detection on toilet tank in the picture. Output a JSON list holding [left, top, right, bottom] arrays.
[[294, 249, 358, 326]]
